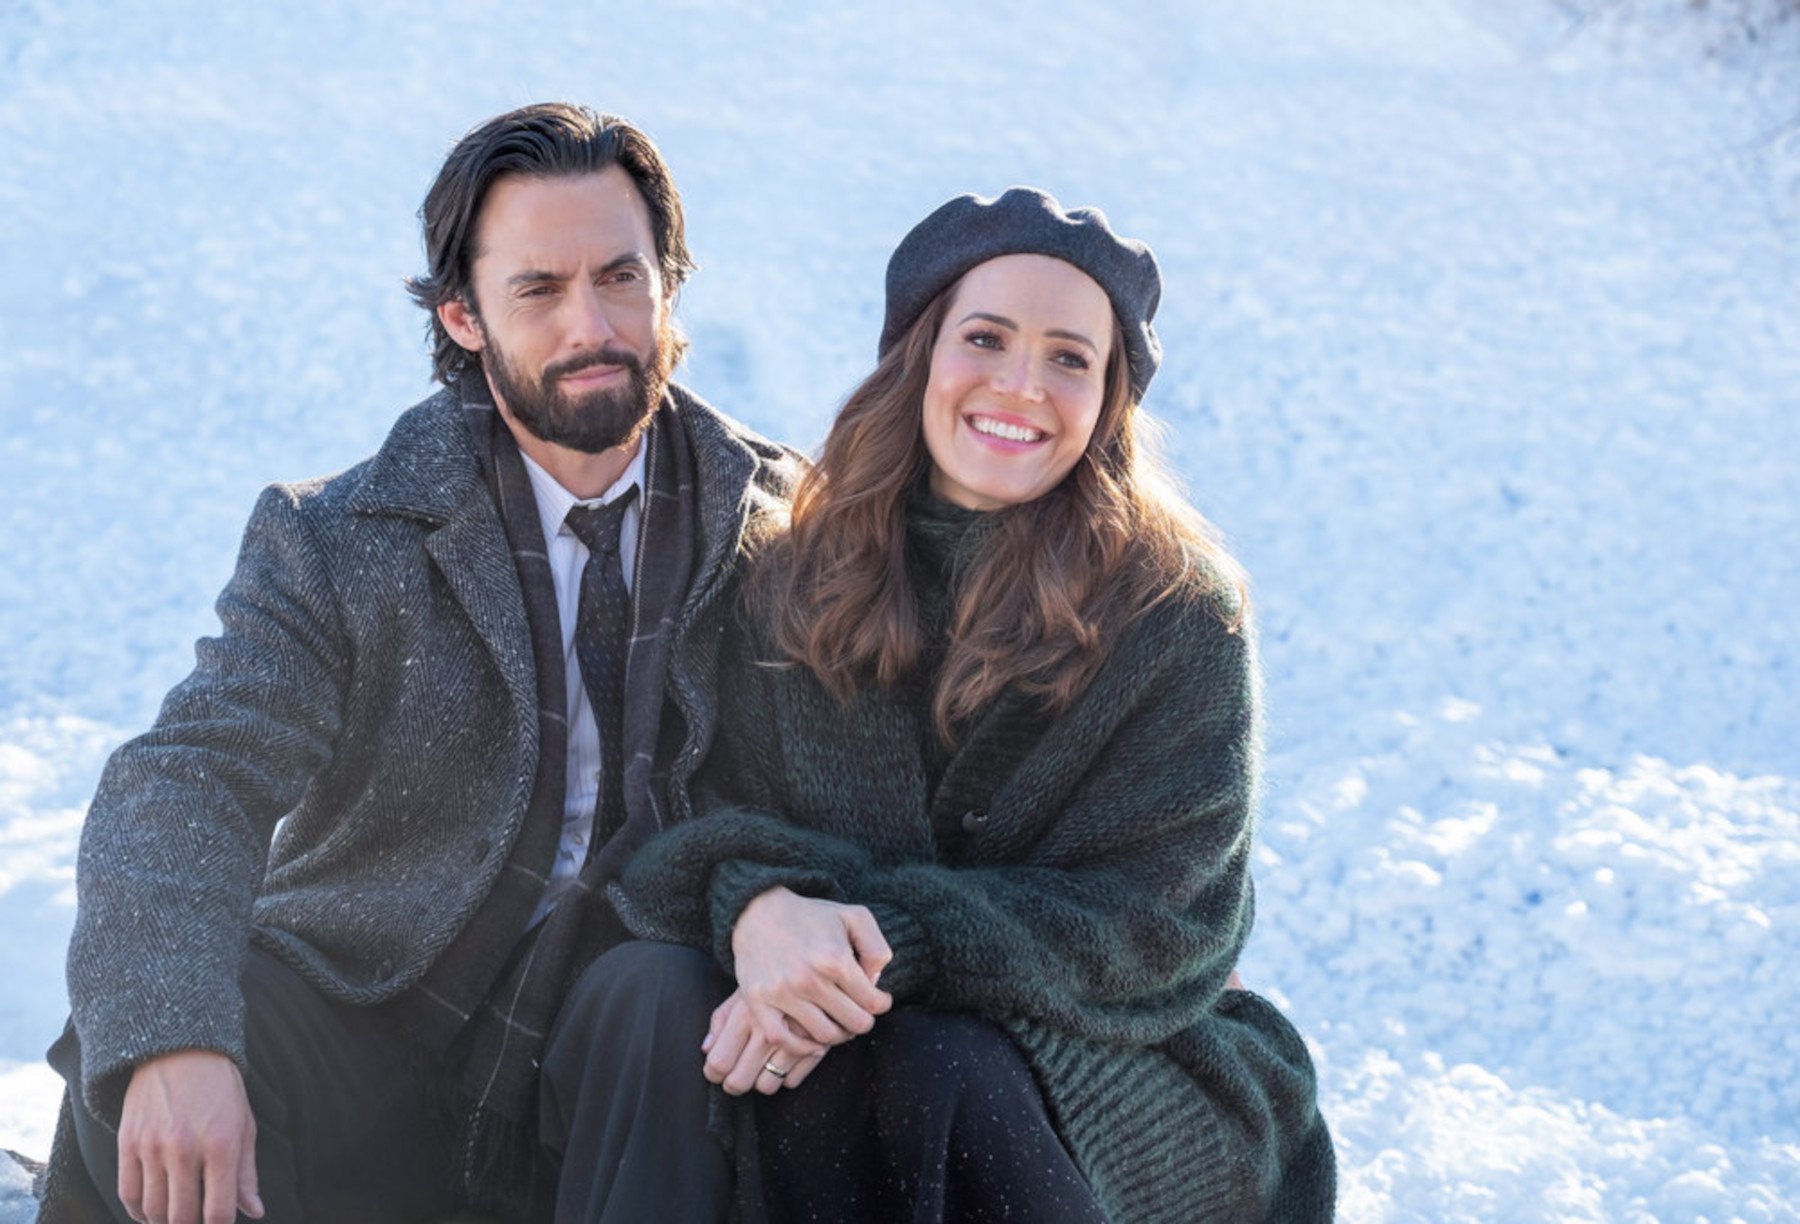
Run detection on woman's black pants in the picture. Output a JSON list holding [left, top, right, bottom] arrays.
[[539, 940, 1109, 1223]]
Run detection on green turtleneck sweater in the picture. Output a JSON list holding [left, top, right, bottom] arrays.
[[896, 487, 989, 808], [615, 495, 1335, 1222]]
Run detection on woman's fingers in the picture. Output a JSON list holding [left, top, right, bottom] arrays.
[[809, 970, 891, 1036], [732, 889, 892, 1036], [722, 1033, 782, 1096], [755, 995, 850, 1049], [748, 1000, 826, 1062], [841, 905, 893, 984], [779, 1049, 826, 1091], [703, 1000, 755, 1085]]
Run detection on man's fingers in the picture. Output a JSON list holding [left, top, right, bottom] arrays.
[[137, 1155, 171, 1224], [201, 1139, 242, 1224], [236, 1117, 263, 1220], [163, 1150, 201, 1224], [117, 1051, 257, 1224], [117, 1149, 146, 1223]]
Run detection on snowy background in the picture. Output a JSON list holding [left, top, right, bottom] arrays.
[[2, 0, 1796, 1219]]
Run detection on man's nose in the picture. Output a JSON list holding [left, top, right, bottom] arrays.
[[564, 284, 618, 349]]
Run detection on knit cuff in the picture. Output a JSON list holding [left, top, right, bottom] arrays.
[[1013, 1021, 1265, 1224], [863, 901, 936, 1001], [707, 859, 846, 976]]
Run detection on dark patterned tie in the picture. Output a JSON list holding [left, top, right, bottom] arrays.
[[563, 487, 638, 848]]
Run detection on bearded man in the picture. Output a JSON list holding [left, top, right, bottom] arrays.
[[40, 103, 797, 1224]]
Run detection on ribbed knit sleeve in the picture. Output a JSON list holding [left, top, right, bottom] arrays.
[[67, 483, 346, 1126]]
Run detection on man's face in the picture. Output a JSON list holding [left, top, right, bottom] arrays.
[[440, 167, 675, 453]]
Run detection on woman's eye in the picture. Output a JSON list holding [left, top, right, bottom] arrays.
[[1055, 351, 1092, 372], [966, 329, 1002, 349]]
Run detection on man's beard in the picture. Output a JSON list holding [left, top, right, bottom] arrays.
[[482, 325, 675, 455]]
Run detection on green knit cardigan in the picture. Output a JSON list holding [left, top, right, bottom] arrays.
[[615, 503, 1335, 1222]]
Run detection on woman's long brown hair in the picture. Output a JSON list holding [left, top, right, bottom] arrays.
[[750, 280, 1244, 741]]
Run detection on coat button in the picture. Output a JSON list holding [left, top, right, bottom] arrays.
[[471, 838, 490, 865], [960, 810, 988, 834], [377, 960, 394, 980]]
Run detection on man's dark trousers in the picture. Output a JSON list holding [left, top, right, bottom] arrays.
[[50, 949, 461, 1224]]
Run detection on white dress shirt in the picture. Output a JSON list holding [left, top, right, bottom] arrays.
[[517, 437, 647, 925]]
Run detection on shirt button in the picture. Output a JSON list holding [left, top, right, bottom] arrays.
[[960, 810, 989, 834]]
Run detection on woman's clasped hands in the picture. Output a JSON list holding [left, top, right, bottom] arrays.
[[702, 886, 894, 1096]]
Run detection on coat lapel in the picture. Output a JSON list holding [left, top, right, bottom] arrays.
[[663, 387, 797, 805], [422, 499, 537, 734], [349, 391, 538, 755], [672, 387, 764, 637]]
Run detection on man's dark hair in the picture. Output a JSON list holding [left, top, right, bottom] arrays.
[[406, 103, 696, 387]]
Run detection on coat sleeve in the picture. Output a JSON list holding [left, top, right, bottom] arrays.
[[66, 483, 346, 1126], [619, 592, 1261, 1049]]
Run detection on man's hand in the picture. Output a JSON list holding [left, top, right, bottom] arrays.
[[117, 1049, 263, 1224], [730, 887, 893, 1061], [702, 988, 828, 1096]]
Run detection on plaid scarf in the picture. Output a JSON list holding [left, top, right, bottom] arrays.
[[391, 375, 697, 1213]]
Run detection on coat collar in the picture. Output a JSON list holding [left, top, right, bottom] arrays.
[[668, 382, 794, 631], [347, 385, 488, 523], [345, 380, 789, 559]]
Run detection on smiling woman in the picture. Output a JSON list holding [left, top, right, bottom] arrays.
[[607, 187, 1337, 1222], [920, 253, 1115, 511]]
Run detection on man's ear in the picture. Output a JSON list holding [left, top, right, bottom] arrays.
[[439, 298, 484, 352]]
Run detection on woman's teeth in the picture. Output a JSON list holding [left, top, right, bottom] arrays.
[[971, 416, 1043, 442]]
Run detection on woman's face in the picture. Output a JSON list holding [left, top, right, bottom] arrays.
[[921, 254, 1115, 511]]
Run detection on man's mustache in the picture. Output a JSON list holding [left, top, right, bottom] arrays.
[[545, 348, 643, 382]]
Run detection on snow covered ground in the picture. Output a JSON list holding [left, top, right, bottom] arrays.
[[2, 0, 1795, 1219]]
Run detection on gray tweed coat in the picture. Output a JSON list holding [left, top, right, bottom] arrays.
[[62, 383, 796, 1127]]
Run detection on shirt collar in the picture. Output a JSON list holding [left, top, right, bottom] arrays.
[[517, 428, 650, 547]]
